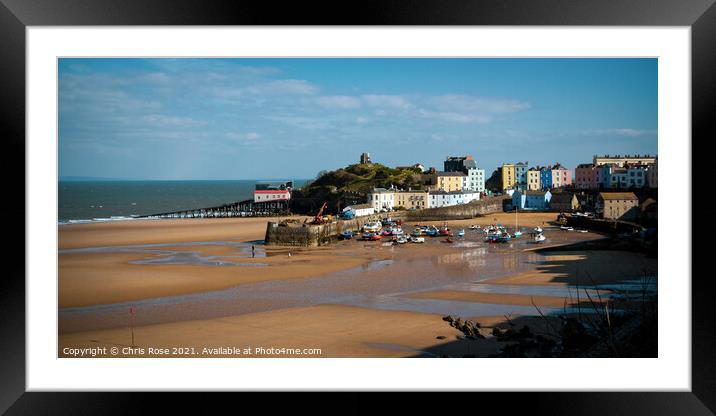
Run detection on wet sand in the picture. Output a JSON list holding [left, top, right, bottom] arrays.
[[58, 213, 656, 357], [59, 305, 485, 358]]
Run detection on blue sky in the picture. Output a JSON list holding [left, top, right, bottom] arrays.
[[59, 58, 657, 180]]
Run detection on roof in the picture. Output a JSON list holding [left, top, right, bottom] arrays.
[[350, 203, 373, 210], [550, 193, 576, 203], [515, 190, 548, 196], [436, 171, 466, 177], [577, 163, 595, 169], [599, 192, 639, 201], [429, 190, 479, 195]]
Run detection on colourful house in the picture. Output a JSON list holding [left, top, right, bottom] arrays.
[[527, 168, 541, 190], [539, 167, 552, 190], [512, 189, 552, 210]]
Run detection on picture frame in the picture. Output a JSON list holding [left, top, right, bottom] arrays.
[[2, 0, 711, 412]]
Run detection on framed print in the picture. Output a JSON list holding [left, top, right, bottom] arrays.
[[2, 0, 713, 413]]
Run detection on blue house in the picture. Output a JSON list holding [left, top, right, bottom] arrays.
[[512, 190, 552, 210], [539, 167, 552, 190]]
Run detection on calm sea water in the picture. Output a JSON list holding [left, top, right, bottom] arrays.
[[58, 180, 308, 223]]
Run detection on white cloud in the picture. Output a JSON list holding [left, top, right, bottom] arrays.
[[245, 79, 318, 96], [429, 94, 530, 114], [266, 116, 332, 130], [418, 109, 492, 124], [312, 95, 362, 109], [584, 128, 656, 137], [142, 114, 204, 127], [362, 94, 413, 109], [225, 132, 262, 144]]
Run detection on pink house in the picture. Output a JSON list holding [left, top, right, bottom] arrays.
[[551, 164, 572, 189], [575, 163, 598, 189]]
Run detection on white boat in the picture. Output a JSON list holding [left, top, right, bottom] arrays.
[[469, 224, 481, 230], [363, 221, 382, 232], [395, 236, 408, 244], [534, 227, 543, 233], [534, 233, 546, 242], [410, 236, 425, 243], [560, 226, 574, 231]]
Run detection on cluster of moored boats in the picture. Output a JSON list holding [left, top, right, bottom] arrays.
[[475, 224, 546, 243], [340, 217, 548, 245]]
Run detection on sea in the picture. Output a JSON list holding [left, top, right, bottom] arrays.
[[58, 180, 309, 224]]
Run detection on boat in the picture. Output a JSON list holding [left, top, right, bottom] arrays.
[[438, 227, 451, 236], [341, 231, 354, 240], [369, 233, 383, 241], [410, 236, 425, 243], [425, 226, 439, 237], [533, 227, 543, 233], [363, 222, 382, 233], [393, 228, 404, 236], [576, 229, 588, 233], [395, 236, 408, 244], [456, 229, 465, 237], [469, 224, 481, 230], [512, 208, 522, 238], [560, 226, 574, 231], [411, 228, 423, 237], [534, 233, 546, 243], [487, 232, 511, 243]]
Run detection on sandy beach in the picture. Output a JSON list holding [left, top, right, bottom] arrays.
[[58, 213, 657, 357]]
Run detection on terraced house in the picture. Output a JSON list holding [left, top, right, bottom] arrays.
[[435, 171, 467, 192], [394, 189, 429, 210]]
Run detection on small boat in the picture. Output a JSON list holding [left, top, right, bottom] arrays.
[[369, 233, 383, 241], [576, 229, 588, 233], [341, 231, 354, 240], [534, 233, 546, 243], [456, 229, 465, 237], [560, 226, 574, 231], [395, 236, 408, 244], [439, 227, 451, 236], [534, 227, 543, 233], [363, 222, 382, 232], [513, 230, 522, 238], [425, 227, 439, 237], [469, 224, 480, 230], [410, 236, 425, 243], [393, 228, 404, 236]]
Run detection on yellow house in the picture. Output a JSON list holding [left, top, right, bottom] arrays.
[[501, 163, 515, 190], [527, 169, 541, 190], [394, 190, 429, 209], [436, 172, 466, 192]]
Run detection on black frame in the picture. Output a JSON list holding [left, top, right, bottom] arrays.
[[1, 0, 712, 413]]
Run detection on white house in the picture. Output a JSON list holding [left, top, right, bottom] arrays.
[[466, 167, 486, 193], [343, 203, 375, 217], [428, 190, 480, 208], [367, 188, 395, 211], [512, 189, 552, 210]]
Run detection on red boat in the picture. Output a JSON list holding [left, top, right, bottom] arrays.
[[369, 233, 383, 241]]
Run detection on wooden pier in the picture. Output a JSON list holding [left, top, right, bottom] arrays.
[[140, 199, 290, 219]]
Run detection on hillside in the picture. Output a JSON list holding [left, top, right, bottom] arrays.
[[290, 163, 424, 214]]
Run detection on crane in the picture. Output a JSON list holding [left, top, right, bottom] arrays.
[[310, 202, 328, 225]]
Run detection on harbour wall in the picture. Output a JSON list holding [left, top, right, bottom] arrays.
[[264, 195, 510, 247]]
